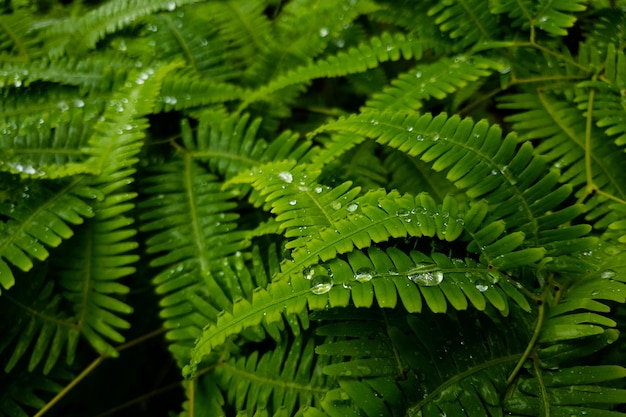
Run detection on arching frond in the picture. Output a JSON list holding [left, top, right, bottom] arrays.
[[43, 0, 201, 57], [239, 32, 436, 109], [363, 56, 501, 112], [315, 111, 593, 260], [0, 176, 94, 293]]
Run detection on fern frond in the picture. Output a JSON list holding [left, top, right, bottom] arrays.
[[0, 177, 94, 293], [213, 334, 330, 416], [0, 10, 43, 62], [181, 111, 311, 180], [154, 69, 244, 112], [315, 306, 532, 417], [490, 0, 588, 36], [54, 206, 136, 358], [0, 368, 64, 417], [43, 0, 201, 57], [143, 7, 237, 81], [315, 111, 593, 260], [363, 56, 501, 111], [0, 268, 78, 373], [428, 0, 502, 49], [239, 32, 435, 109], [249, 0, 380, 82], [500, 91, 626, 231], [139, 158, 250, 364]]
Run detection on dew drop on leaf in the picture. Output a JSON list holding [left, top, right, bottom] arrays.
[[346, 203, 358, 212], [310, 275, 333, 294], [408, 271, 443, 286], [278, 171, 293, 183], [354, 267, 375, 282], [601, 269, 616, 279]]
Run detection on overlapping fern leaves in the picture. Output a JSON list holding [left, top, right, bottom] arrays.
[[1, 0, 626, 417]]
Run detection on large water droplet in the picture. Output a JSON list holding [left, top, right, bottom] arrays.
[[408, 271, 443, 286], [601, 269, 616, 279], [474, 278, 490, 292], [319, 27, 329, 37], [310, 275, 333, 294], [354, 267, 375, 283], [346, 203, 358, 213], [278, 171, 293, 183]]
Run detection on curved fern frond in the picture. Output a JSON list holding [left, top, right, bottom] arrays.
[[0, 176, 94, 293], [44, 0, 201, 57], [363, 56, 501, 112], [239, 32, 436, 109], [315, 111, 593, 259]]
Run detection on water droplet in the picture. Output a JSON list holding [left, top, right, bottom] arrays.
[[475, 279, 489, 292], [314, 186, 323, 194], [416, 134, 424, 141], [278, 171, 293, 183], [415, 71, 422, 78], [331, 201, 342, 210], [431, 133, 440, 141], [407, 126, 414, 132], [75, 99, 85, 108], [319, 27, 329, 37], [311, 275, 333, 294], [601, 269, 616, 279], [166, 2, 176, 11], [164, 96, 178, 105], [354, 267, 375, 282], [334, 38, 345, 48], [346, 203, 358, 213], [289, 199, 297, 206], [396, 209, 409, 217], [303, 267, 315, 280], [408, 271, 443, 286]]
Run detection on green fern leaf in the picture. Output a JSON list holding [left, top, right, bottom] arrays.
[[316, 111, 592, 260], [490, 0, 587, 36], [0, 177, 94, 293], [428, 0, 501, 48], [140, 158, 250, 364], [0, 368, 64, 417], [213, 334, 330, 416], [0, 268, 78, 374], [363, 56, 501, 112], [239, 32, 435, 109], [44, 0, 202, 57], [182, 111, 311, 180]]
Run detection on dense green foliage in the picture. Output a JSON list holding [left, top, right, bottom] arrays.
[[1, 0, 626, 416]]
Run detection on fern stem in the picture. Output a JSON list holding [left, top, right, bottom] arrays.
[[406, 354, 522, 417], [532, 352, 550, 417], [505, 291, 547, 386], [584, 88, 596, 193], [34, 328, 167, 417], [33, 355, 106, 417]]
